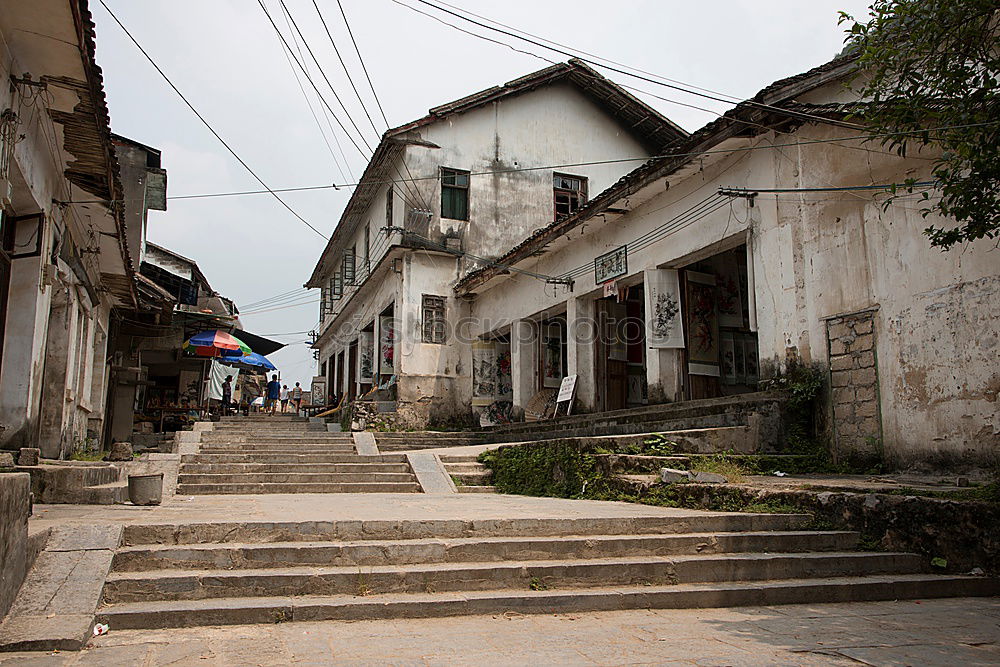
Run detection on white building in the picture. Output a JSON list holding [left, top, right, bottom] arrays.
[[307, 61, 686, 426], [0, 1, 136, 458], [456, 57, 1000, 470]]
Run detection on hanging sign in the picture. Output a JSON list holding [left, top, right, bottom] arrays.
[[594, 245, 628, 284]]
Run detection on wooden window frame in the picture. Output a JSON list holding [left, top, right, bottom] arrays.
[[440, 167, 470, 221], [553, 173, 587, 221], [421, 294, 447, 344], [343, 246, 356, 286]]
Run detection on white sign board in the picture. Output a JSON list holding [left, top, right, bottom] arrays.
[[556, 374, 578, 404]]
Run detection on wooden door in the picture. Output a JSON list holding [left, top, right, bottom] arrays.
[[595, 299, 629, 411], [347, 342, 358, 400]]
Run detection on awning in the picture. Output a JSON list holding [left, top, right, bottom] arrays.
[[233, 329, 285, 356]]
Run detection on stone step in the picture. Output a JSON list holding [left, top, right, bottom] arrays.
[[95, 574, 998, 630], [451, 471, 492, 485], [498, 427, 758, 456], [120, 515, 813, 546], [176, 472, 417, 485], [376, 443, 471, 451], [199, 437, 356, 444], [457, 486, 497, 493], [175, 482, 423, 495], [197, 446, 358, 453], [177, 463, 413, 474], [100, 552, 925, 604], [181, 454, 388, 464], [110, 531, 861, 572], [438, 455, 480, 463]]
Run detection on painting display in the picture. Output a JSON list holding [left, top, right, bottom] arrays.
[[358, 330, 374, 384], [645, 269, 684, 348], [715, 261, 744, 328], [472, 341, 497, 407], [542, 322, 564, 388], [378, 315, 394, 376], [685, 271, 720, 377], [496, 343, 513, 400]]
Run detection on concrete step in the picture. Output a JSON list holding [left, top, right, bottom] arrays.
[[100, 552, 925, 604], [199, 437, 356, 444], [451, 471, 492, 485], [176, 472, 417, 485], [181, 454, 387, 464], [120, 515, 814, 546], [457, 486, 497, 493], [175, 482, 423, 495], [438, 455, 480, 463], [110, 531, 861, 572], [177, 463, 413, 474], [197, 446, 358, 454], [95, 574, 999, 629]]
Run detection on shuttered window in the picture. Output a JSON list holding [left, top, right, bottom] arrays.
[[422, 295, 447, 344]]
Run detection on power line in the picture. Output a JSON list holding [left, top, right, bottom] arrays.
[[335, 0, 390, 127], [97, 0, 328, 240], [58, 121, 993, 206], [406, 0, 864, 131]]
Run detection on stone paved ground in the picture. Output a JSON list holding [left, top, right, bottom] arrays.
[[0, 598, 996, 666]]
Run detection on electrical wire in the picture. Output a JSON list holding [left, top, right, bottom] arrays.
[[335, 0, 390, 127], [97, 0, 329, 240], [56, 121, 993, 207], [406, 0, 864, 131]]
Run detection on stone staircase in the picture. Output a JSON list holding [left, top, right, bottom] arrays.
[[484, 391, 786, 451], [94, 514, 997, 630], [177, 416, 421, 494], [440, 454, 495, 493], [373, 432, 487, 451]]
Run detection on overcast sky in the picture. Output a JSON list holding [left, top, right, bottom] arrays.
[[92, 0, 872, 384]]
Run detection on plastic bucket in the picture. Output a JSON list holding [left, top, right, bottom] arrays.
[[127, 473, 163, 506]]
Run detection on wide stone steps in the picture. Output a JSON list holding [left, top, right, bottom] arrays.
[[101, 552, 926, 604], [178, 463, 413, 474], [441, 456, 495, 493], [197, 446, 358, 454], [174, 481, 423, 495], [182, 454, 393, 464], [111, 531, 861, 571], [95, 575, 996, 629], [177, 472, 417, 485]]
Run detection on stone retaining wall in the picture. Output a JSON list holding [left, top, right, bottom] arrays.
[[0, 473, 30, 617]]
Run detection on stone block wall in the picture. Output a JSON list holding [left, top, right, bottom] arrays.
[[0, 473, 31, 617], [827, 310, 882, 460]]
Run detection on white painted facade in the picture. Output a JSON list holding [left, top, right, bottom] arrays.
[[461, 71, 1000, 469], [309, 64, 683, 425]]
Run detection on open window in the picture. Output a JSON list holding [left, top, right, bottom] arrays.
[[553, 173, 587, 220]]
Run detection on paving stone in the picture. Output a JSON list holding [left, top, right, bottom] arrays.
[[660, 467, 689, 483]]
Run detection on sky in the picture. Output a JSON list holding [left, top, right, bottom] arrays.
[[91, 0, 873, 384]]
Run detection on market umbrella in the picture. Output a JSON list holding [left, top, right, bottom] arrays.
[[183, 330, 251, 358], [218, 351, 277, 371]]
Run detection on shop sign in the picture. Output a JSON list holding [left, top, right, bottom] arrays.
[[594, 245, 627, 284]]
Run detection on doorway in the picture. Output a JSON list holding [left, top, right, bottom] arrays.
[[679, 244, 758, 400], [595, 283, 646, 411], [347, 340, 358, 400]]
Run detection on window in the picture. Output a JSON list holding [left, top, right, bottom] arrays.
[[385, 187, 393, 228], [344, 246, 356, 285], [332, 269, 343, 298], [320, 286, 328, 318], [553, 173, 587, 220], [441, 167, 469, 221], [422, 295, 447, 344], [364, 223, 371, 276]]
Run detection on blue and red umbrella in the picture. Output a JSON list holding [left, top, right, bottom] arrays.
[[182, 330, 251, 358]]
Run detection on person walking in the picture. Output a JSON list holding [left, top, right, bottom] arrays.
[[266, 374, 281, 415], [279, 384, 290, 413], [291, 382, 303, 414], [221, 375, 233, 416]]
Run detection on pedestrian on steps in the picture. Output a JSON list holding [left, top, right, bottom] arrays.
[[266, 374, 281, 415], [221, 375, 233, 416], [291, 382, 303, 414], [280, 385, 290, 413]]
